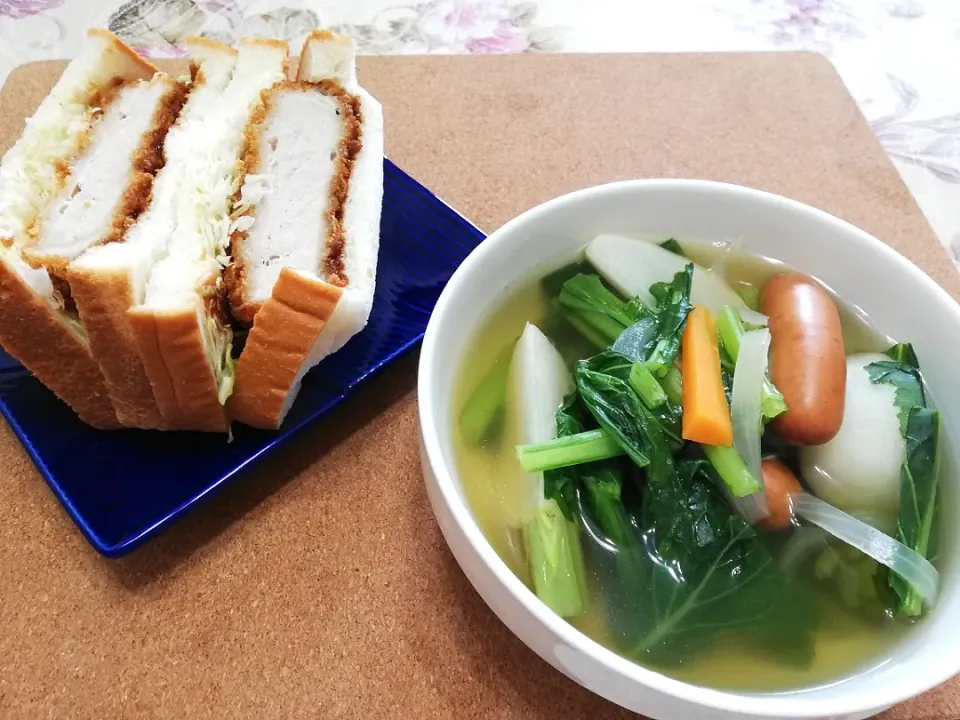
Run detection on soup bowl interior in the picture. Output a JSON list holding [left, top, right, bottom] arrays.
[[417, 179, 960, 720]]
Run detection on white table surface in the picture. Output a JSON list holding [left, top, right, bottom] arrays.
[[2, 0, 958, 268]]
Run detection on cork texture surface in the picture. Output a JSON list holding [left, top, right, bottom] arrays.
[[0, 52, 957, 719]]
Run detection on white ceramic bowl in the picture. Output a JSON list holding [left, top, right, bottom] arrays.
[[417, 179, 960, 719]]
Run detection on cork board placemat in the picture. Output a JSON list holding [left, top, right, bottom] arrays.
[[0, 52, 957, 720]]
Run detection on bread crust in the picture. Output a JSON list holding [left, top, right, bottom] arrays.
[[0, 258, 119, 428], [128, 302, 229, 433], [225, 79, 362, 325], [228, 267, 342, 429], [66, 266, 164, 428], [184, 35, 239, 57], [86, 28, 158, 79], [61, 76, 187, 428]]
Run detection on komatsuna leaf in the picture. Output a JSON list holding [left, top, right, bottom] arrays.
[[646, 264, 694, 376], [577, 460, 648, 644], [541, 260, 591, 298], [612, 316, 658, 362], [659, 238, 686, 256], [866, 360, 925, 434], [633, 458, 817, 664], [885, 342, 920, 368], [889, 406, 940, 615], [866, 353, 940, 616], [576, 364, 654, 469], [578, 350, 683, 450], [560, 273, 643, 328]]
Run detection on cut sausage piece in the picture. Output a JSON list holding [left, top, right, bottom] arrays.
[[760, 272, 846, 446], [759, 457, 803, 530]]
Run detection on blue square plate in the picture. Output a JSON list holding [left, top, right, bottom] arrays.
[[0, 160, 484, 557]]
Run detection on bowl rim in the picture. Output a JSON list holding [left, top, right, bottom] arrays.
[[418, 177, 960, 717]]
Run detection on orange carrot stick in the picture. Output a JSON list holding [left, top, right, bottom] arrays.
[[681, 306, 734, 446]]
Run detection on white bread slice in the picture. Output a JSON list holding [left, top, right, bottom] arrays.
[[226, 30, 384, 429], [0, 29, 157, 428], [128, 38, 289, 432], [68, 39, 237, 429]]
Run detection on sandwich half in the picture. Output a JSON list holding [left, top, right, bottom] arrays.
[[128, 38, 289, 432], [68, 38, 238, 429], [0, 29, 159, 428], [225, 30, 384, 430]]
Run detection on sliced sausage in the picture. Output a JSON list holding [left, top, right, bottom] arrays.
[[760, 272, 846, 446], [759, 457, 803, 530]]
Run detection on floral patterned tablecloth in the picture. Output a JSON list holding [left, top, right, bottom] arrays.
[[1, 0, 958, 267]]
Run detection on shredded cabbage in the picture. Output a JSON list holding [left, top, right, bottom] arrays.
[[0, 97, 95, 245]]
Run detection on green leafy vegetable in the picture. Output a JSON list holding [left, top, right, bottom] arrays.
[[458, 343, 514, 445], [540, 260, 591, 297], [560, 273, 640, 328], [889, 407, 940, 616], [542, 298, 603, 370], [716, 305, 745, 359], [562, 306, 614, 349], [555, 273, 649, 348], [611, 316, 659, 361], [866, 360, 925, 433], [542, 395, 592, 518], [886, 342, 920, 368], [866, 348, 940, 617], [561, 357, 816, 662], [579, 350, 683, 450], [576, 365, 655, 469], [645, 264, 694, 377], [634, 458, 816, 663], [577, 461, 648, 644], [659, 238, 685, 256]]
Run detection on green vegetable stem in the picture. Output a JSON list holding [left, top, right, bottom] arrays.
[[557, 273, 649, 348], [702, 444, 764, 498], [527, 394, 591, 617], [517, 429, 624, 473], [458, 343, 514, 446], [524, 499, 586, 618]]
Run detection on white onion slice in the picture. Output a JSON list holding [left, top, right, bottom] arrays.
[[730, 328, 771, 521], [791, 491, 939, 607], [738, 308, 768, 328]]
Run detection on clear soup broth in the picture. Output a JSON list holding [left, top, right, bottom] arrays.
[[452, 238, 936, 693]]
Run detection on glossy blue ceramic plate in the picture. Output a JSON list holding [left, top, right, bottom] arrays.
[[0, 160, 485, 557]]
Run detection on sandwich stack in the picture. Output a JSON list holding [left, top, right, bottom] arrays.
[[0, 29, 384, 431]]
